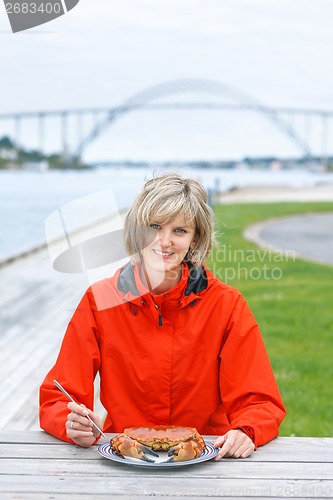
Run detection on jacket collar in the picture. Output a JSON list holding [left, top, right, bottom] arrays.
[[117, 261, 208, 303], [117, 261, 141, 297]]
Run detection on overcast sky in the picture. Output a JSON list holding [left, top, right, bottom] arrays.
[[1, 0, 333, 161]]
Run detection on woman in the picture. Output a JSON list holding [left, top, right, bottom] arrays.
[[39, 173, 286, 459]]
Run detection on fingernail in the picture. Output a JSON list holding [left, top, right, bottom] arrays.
[[82, 410, 88, 416]]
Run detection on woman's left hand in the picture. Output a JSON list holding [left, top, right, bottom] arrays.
[[214, 429, 255, 459]]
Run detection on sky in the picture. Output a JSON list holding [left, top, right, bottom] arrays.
[[1, 0, 333, 162]]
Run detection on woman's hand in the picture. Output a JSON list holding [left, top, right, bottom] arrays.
[[66, 401, 103, 448], [214, 429, 255, 459]]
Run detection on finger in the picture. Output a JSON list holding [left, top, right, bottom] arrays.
[[66, 417, 93, 434], [67, 401, 88, 415], [66, 418, 90, 432], [67, 403, 92, 427], [239, 442, 255, 459], [224, 436, 252, 458], [221, 438, 255, 459], [214, 430, 244, 459], [228, 442, 247, 458], [66, 426, 94, 439], [68, 410, 93, 428], [81, 408, 103, 430], [231, 432, 255, 458], [67, 402, 99, 424], [215, 439, 235, 460], [214, 435, 226, 448]]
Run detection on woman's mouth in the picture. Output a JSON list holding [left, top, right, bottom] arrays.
[[153, 249, 175, 259]]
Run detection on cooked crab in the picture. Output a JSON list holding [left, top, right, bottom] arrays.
[[110, 425, 206, 462]]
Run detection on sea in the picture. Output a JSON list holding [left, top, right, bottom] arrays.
[[1, 165, 333, 262]]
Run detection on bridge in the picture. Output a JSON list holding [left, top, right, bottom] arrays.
[[0, 79, 332, 164]]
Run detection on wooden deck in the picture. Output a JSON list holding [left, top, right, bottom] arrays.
[[0, 248, 103, 431]]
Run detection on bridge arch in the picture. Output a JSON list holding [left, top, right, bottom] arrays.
[[76, 79, 312, 158]]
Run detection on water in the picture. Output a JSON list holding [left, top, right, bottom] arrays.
[[1, 165, 333, 262]]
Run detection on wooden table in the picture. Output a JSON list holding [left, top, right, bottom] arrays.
[[1, 432, 333, 499]]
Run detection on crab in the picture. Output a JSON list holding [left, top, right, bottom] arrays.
[[110, 425, 206, 463]]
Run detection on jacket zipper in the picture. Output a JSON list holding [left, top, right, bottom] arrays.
[[154, 304, 163, 327]]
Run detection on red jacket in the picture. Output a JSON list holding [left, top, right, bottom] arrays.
[[39, 262, 285, 447]]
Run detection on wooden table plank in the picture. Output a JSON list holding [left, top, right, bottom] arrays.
[[1, 458, 333, 480], [1, 475, 333, 497]]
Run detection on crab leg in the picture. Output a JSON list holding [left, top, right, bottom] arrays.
[[166, 440, 204, 462], [111, 434, 159, 462]]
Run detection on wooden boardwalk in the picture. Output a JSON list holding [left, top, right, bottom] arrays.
[[0, 248, 104, 431]]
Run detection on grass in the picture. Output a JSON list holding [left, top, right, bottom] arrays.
[[207, 201, 333, 437]]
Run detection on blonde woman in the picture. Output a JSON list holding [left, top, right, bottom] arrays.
[[40, 173, 285, 459]]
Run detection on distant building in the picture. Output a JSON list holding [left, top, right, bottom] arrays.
[[0, 147, 17, 161], [22, 160, 49, 172]]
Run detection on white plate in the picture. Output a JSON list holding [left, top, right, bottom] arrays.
[[98, 440, 218, 468]]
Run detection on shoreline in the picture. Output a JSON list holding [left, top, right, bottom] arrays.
[[0, 241, 48, 269], [1, 186, 333, 268], [0, 209, 128, 270], [216, 183, 333, 203]]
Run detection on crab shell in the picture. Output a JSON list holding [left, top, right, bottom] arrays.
[[110, 425, 206, 461]]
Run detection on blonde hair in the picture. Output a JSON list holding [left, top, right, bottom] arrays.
[[124, 173, 215, 268]]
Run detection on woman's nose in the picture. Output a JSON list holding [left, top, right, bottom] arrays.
[[158, 229, 172, 247]]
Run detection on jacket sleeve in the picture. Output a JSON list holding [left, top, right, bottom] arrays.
[[39, 289, 101, 443], [219, 292, 286, 448]]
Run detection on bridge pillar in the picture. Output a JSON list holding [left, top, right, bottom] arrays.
[[321, 114, 329, 168], [38, 113, 45, 153], [14, 116, 21, 150], [61, 111, 69, 161]]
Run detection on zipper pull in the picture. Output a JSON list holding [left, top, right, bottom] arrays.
[[154, 304, 163, 326]]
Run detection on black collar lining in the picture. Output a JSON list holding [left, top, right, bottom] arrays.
[[117, 262, 208, 297]]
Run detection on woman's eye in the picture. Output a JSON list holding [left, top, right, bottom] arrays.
[[175, 228, 186, 234], [150, 224, 161, 230]]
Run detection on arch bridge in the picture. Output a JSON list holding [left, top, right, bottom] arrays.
[[1, 79, 332, 163]]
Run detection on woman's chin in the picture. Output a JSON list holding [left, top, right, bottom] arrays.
[[145, 259, 181, 277]]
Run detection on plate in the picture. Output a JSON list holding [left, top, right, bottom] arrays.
[[98, 440, 218, 468]]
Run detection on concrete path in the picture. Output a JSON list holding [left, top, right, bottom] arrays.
[[244, 212, 333, 266], [219, 184, 333, 204]]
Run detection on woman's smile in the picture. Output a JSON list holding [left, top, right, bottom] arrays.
[[152, 248, 175, 259]]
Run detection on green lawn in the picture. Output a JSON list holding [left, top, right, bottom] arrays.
[[208, 201, 333, 437]]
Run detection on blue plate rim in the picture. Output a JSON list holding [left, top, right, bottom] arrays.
[[98, 440, 218, 467]]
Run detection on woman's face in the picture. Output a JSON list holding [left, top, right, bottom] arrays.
[[141, 213, 197, 279]]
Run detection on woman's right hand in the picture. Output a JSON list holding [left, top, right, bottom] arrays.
[[66, 401, 103, 447]]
